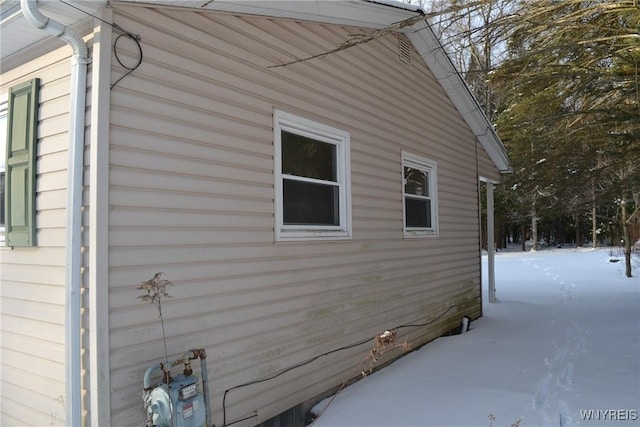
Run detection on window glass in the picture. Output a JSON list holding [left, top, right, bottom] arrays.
[[282, 131, 337, 182], [404, 167, 429, 197], [405, 197, 431, 228], [283, 180, 339, 225]]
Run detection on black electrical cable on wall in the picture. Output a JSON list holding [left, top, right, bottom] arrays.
[[111, 33, 143, 90], [222, 296, 480, 426], [56, 0, 142, 90]]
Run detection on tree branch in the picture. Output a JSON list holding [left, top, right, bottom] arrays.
[[267, 1, 488, 68]]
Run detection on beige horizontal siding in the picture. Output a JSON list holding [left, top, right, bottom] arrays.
[[108, 5, 496, 426], [0, 45, 73, 427]]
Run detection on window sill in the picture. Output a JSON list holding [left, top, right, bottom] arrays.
[[276, 230, 352, 242], [403, 230, 439, 239]]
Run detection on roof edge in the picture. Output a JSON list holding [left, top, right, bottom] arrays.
[[117, 0, 511, 173], [405, 21, 512, 173], [114, 0, 418, 29]]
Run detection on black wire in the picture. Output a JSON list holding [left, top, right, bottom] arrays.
[[395, 295, 481, 330], [57, 0, 131, 35], [56, 0, 142, 90], [222, 335, 375, 426], [221, 298, 479, 426], [111, 33, 143, 90]]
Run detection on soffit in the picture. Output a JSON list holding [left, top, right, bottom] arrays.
[[0, 0, 106, 62]]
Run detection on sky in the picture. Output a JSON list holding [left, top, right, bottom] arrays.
[[310, 247, 640, 427]]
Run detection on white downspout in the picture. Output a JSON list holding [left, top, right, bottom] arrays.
[[20, 1, 88, 426]]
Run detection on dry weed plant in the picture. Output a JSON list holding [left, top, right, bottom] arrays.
[[138, 272, 174, 381], [310, 329, 411, 425], [361, 329, 411, 377]]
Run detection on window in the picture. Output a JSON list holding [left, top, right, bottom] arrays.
[[274, 110, 351, 241], [402, 152, 438, 237]]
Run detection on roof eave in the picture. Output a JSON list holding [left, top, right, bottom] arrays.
[[404, 21, 512, 174], [115, 0, 417, 29], [2, 0, 511, 174]]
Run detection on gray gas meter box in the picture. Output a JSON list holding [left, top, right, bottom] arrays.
[[143, 349, 213, 427]]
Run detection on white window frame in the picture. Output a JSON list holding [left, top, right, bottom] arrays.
[[274, 110, 352, 241], [402, 151, 438, 238], [0, 93, 7, 244]]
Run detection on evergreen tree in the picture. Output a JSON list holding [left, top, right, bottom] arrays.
[[493, 0, 639, 273]]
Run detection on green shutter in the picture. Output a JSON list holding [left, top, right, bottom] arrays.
[[5, 78, 39, 247]]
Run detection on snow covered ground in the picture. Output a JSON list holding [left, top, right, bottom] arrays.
[[311, 247, 640, 427]]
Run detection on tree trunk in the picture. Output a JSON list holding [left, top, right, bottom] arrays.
[[521, 224, 527, 252], [575, 214, 581, 247], [531, 205, 538, 251], [621, 196, 632, 277], [592, 183, 597, 249], [592, 206, 597, 249], [609, 221, 616, 246], [502, 224, 509, 248]]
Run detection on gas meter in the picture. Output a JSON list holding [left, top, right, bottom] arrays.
[[143, 349, 213, 427]]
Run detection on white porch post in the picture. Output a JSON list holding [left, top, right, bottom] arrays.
[[486, 181, 496, 302]]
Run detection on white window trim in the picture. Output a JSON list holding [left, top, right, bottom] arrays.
[[402, 151, 438, 238], [274, 110, 352, 241], [0, 93, 7, 244]]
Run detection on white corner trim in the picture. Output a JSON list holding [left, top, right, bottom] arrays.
[[89, 8, 112, 427]]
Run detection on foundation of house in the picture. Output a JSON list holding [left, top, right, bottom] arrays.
[[257, 320, 472, 427]]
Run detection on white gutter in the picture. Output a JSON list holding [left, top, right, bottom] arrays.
[[20, 1, 88, 426]]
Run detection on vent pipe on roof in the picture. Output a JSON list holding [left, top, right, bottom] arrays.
[[20, 1, 89, 426]]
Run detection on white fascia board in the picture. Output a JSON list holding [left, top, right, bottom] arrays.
[[118, 0, 416, 28], [405, 21, 512, 173], [367, 0, 422, 12]]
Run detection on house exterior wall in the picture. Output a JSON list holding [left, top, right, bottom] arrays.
[[0, 46, 72, 427], [108, 5, 500, 426]]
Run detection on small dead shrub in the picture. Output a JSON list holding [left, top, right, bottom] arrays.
[[310, 329, 411, 425], [137, 273, 174, 380], [361, 329, 411, 376]]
